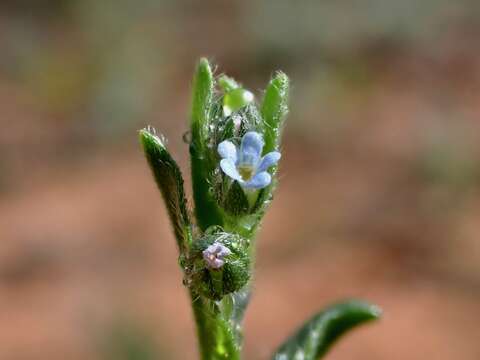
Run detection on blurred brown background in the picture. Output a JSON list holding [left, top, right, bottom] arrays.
[[1, 1, 480, 359]]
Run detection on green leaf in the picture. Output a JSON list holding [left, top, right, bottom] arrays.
[[189, 58, 224, 231], [271, 300, 381, 360], [191, 58, 214, 154], [261, 71, 289, 153], [252, 72, 289, 221], [139, 128, 192, 251]]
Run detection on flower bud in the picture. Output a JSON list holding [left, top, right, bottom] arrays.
[[184, 228, 250, 301]]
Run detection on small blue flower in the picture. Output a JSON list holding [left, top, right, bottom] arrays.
[[218, 132, 281, 189], [203, 242, 232, 269]]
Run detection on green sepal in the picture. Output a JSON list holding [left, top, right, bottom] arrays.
[[139, 128, 192, 252], [252, 181, 274, 214], [271, 300, 381, 360], [218, 116, 236, 142], [240, 104, 264, 134], [261, 71, 289, 153], [223, 181, 250, 216]]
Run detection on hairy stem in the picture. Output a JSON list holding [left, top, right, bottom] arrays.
[[190, 290, 241, 360]]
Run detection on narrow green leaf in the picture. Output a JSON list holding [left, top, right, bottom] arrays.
[[191, 57, 214, 153], [272, 300, 381, 360], [189, 58, 224, 230], [261, 71, 289, 153], [139, 128, 191, 251]]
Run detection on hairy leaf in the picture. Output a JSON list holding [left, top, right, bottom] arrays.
[[190, 58, 224, 230], [261, 71, 289, 154], [272, 300, 381, 360], [139, 128, 191, 251], [191, 57, 214, 153]]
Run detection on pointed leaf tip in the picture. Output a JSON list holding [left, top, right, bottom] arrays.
[[261, 71, 290, 153], [191, 58, 214, 151], [272, 300, 381, 360], [189, 58, 224, 231], [139, 127, 166, 150], [139, 127, 191, 251]]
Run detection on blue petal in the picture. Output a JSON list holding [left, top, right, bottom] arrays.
[[240, 131, 264, 166], [220, 159, 243, 182], [257, 151, 281, 173], [217, 140, 237, 162], [244, 171, 271, 189]]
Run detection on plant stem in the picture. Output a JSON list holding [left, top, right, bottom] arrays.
[[190, 290, 241, 360]]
